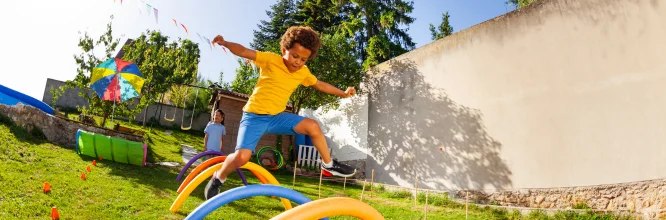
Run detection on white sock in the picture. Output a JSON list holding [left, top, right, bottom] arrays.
[[322, 161, 333, 168], [213, 171, 226, 183]]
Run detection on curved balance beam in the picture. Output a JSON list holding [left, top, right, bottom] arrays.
[[170, 162, 292, 213], [184, 184, 329, 220], [177, 156, 269, 193], [177, 150, 249, 186], [270, 197, 385, 220]]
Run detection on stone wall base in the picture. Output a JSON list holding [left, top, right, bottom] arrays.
[[0, 104, 143, 148], [454, 179, 666, 219]]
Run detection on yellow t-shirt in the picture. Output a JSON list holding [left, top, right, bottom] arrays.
[[243, 51, 318, 115]]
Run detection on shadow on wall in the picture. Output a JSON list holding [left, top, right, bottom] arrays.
[[300, 94, 370, 163], [360, 59, 512, 192]]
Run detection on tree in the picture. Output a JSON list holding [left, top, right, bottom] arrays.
[[217, 71, 232, 90], [184, 74, 213, 119], [51, 16, 132, 127], [229, 58, 260, 95], [289, 32, 363, 114], [507, 0, 540, 8], [287, 1, 364, 113], [120, 30, 201, 125], [429, 11, 453, 40], [294, 0, 346, 33], [250, 0, 299, 53], [337, 0, 417, 69]]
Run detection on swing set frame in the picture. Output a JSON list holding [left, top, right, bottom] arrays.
[[152, 83, 207, 131]]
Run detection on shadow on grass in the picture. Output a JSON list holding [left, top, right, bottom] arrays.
[[76, 154, 183, 193], [144, 135, 172, 164]]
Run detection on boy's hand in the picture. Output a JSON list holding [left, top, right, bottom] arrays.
[[212, 35, 226, 46], [343, 87, 356, 98]]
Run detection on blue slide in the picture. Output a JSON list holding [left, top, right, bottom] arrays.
[[0, 83, 54, 115]]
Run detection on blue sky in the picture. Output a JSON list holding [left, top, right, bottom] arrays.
[[0, 0, 513, 100]]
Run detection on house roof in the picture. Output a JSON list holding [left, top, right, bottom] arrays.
[[114, 39, 133, 59], [216, 89, 250, 100]]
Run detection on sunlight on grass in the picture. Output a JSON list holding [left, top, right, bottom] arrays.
[[0, 117, 636, 219]]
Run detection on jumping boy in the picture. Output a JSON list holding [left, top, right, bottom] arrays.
[[205, 26, 357, 199]]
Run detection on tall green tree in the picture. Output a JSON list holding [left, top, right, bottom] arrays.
[[51, 16, 130, 126], [429, 11, 454, 40], [337, 0, 416, 69], [120, 30, 201, 125], [250, 0, 299, 53], [294, 0, 346, 33]]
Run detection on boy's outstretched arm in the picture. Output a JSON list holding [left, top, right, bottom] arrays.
[[212, 35, 256, 61], [311, 81, 356, 98]]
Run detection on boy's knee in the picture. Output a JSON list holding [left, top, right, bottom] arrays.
[[234, 150, 253, 166], [303, 118, 321, 134]]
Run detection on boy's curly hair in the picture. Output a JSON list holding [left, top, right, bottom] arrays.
[[280, 26, 321, 59]]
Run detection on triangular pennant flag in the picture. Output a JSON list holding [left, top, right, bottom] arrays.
[[180, 24, 189, 35], [146, 4, 152, 16], [204, 37, 213, 50], [173, 19, 177, 27], [153, 8, 158, 23], [197, 33, 204, 43]]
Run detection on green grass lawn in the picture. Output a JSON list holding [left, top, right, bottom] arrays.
[[0, 115, 634, 219]]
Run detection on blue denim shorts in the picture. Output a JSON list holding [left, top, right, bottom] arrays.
[[235, 111, 306, 153]]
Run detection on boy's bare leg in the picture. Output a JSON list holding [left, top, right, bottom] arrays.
[[205, 149, 252, 200], [294, 118, 332, 164], [215, 149, 253, 180], [294, 118, 356, 177]]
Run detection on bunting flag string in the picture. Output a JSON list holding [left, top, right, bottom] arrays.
[[154, 8, 158, 23], [180, 23, 189, 35], [114, 0, 252, 67]]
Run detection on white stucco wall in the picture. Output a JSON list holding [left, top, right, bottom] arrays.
[[299, 94, 369, 162]]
